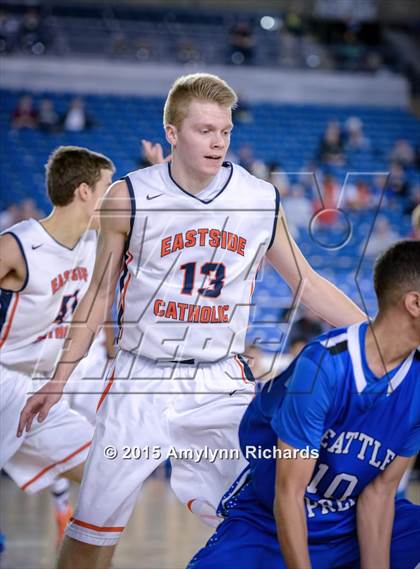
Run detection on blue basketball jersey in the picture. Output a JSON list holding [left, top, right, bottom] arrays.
[[219, 322, 420, 542]]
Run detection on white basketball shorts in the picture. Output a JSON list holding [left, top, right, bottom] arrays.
[[0, 363, 93, 493], [64, 331, 112, 426], [66, 349, 254, 546]]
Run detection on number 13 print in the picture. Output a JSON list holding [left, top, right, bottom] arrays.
[[180, 262, 226, 297]]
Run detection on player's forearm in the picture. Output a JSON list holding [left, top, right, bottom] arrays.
[[357, 484, 395, 569], [274, 493, 311, 569], [53, 286, 113, 386], [301, 272, 365, 327]]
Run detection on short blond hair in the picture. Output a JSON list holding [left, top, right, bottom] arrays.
[[163, 73, 237, 128], [412, 204, 420, 231]]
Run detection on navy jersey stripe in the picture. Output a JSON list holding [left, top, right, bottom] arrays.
[[268, 185, 280, 250], [327, 340, 348, 355], [167, 162, 233, 204], [1, 232, 29, 292], [123, 175, 136, 248], [237, 353, 255, 382], [0, 290, 14, 338], [117, 176, 136, 331]]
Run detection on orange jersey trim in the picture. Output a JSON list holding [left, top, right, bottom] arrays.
[[70, 517, 124, 533], [0, 293, 20, 348], [20, 441, 91, 491], [96, 369, 115, 412]]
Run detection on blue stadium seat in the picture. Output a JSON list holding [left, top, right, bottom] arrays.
[[1, 89, 418, 323]]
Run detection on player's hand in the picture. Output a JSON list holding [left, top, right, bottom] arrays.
[[17, 381, 64, 437], [142, 139, 171, 165]]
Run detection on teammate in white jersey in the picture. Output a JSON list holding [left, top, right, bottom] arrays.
[[0, 146, 114, 540], [18, 74, 365, 568]]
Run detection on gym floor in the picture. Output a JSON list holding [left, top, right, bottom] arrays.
[[0, 474, 211, 569], [1, 473, 418, 569]]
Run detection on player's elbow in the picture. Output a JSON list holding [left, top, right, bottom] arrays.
[[358, 476, 398, 512]]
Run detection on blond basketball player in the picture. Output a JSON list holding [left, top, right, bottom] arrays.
[[18, 74, 365, 569], [0, 146, 114, 539]]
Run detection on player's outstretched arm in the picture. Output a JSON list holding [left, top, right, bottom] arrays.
[[17, 181, 131, 436], [274, 439, 316, 569], [357, 455, 412, 569], [266, 205, 365, 327]]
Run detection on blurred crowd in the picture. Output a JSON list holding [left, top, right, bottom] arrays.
[[224, 110, 420, 257], [3, 93, 419, 379], [0, 7, 47, 56], [10, 95, 95, 133], [0, 198, 44, 232], [0, 5, 396, 75]]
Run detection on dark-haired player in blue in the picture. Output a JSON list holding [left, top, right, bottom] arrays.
[[189, 239, 420, 569]]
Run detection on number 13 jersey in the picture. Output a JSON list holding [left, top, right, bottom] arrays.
[[118, 162, 280, 363]]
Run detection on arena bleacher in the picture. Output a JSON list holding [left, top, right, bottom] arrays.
[[1, 89, 418, 346]]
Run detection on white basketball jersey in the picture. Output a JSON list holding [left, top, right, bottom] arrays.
[[0, 219, 97, 375], [118, 162, 280, 362]]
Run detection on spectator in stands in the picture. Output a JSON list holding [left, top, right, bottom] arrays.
[[313, 174, 339, 225], [10, 95, 38, 129], [411, 205, 420, 240], [236, 145, 269, 179], [268, 162, 290, 197], [228, 21, 256, 65], [335, 22, 365, 71], [0, 199, 44, 231], [0, 203, 21, 232], [38, 98, 61, 133], [345, 179, 373, 210], [317, 120, 346, 167], [285, 10, 304, 37], [110, 33, 130, 58], [282, 183, 312, 238], [344, 116, 370, 151], [298, 160, 322, 194], [0, 9, 20, 53], [20, 8, 47, 55], [387, 162, 410, 203], [363, 216, 401, 259], [364, 51, 384, 73], [252, 160, 269, 180], [176, 40, 201, 64], [278, 28, 301, 68], [134, 38, 152, 61], [238, 144, 257, 172], [389, 139, 416, 169], [62, 97, 94, 132], [18, 198, 44, 221], [232, 94, 253, 124]]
